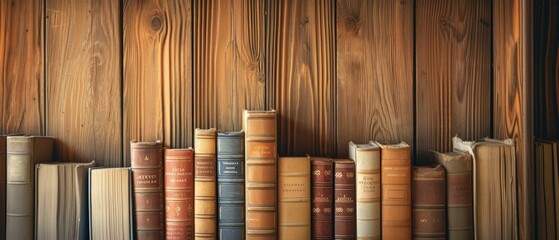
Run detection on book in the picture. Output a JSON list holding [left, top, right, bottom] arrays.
[[310, 157, 333, 240], [376, 141, 411, 240], [0, 135, 6, 239], [194, 128, 217, 239], [217, 131, 245, 239], [89, 167, 134, 240], [164, 148, 194, 240], [35, 161, 95, 240], [348, 141, 381, 239], [433, 150, 474, 240], [454, 137, 518, 240], [6, 136, 53, 240], [535, 140, 558, 240], [278, 157, 311, 239], [333, 159, 356, 240], [130, 141, 165, 240], [411, 164, 446, 240], [243, 110, 278, 239]]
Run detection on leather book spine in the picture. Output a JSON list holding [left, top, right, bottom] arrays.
[[217, 131, 245, 240], [311, 158, 333, 240], [165, 148, 194, 240], [131, 141, 165, 240], [6, 136, 53, 240], [378, 142, 411, 240], [0, 136, 6, 239], [243, 110, 278, 239], [333, 159, 356, 240], [349, 142, 381, 240], [278, 157, 311, 240], [194, 129, 217, 239], [412, 165, 446, 240], [433, 151, 473, 240]]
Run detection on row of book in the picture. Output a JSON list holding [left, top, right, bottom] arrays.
[[0, 110, 520, 240]]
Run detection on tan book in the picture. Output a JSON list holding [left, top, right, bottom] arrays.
[[243, 110, 278, 239], [349, 141, 380, 240], [6, 136, 53, 240], [0, 135, 6, 239], [376, 141, 411, 240], [278, 157, 310, 240], [89, 168, 134, 240], [194, 129, 217, 239], [35, 161, 95, 240], [432, 150, 473, 240]]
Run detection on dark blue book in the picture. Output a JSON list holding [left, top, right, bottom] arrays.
[[217, 131, 245, 240]]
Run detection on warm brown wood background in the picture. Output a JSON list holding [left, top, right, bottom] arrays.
[[1, 0, 553, 238]]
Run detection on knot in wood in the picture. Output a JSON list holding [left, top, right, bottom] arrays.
[[151, 15, 162, 31]]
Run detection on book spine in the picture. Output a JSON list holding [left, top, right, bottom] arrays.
[[311, 159, 333, 240], [381, 146, 411, 239], [334, 160, 356, 240], [412, 165, 446, 240], [217, 132, 245, 240], [352, 145, 381, 240], [0, 136, 5, 239], [278, 157, 311, 239], [194, 129, 217, 239], [164, 149, 194, 240], [131, 141, 165, 240], [243, 110, 278, 239]]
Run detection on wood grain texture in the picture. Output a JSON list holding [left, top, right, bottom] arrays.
[[0, 0, 44, 135], [46, 0, 121, 165], [493, 0, 533, 238], [123, 0, 192, 166], [266, 0, 336, 157], [193, 0, 265, 131], [336, 0, 414, 158], [415, 0, 492, 163], [534, 0, 559, 139]]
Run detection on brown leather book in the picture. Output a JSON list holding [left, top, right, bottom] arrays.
[[130, 141, 165, 240], [165, 148, 194, 240], [194, 128, 217, 239], [311, 157, 333, 240], [376, 141, 411, 240], [6, 136, 53, 240], [349, 142, 381, 240], [411, 165, 446, 240], [535, 140, 559, 240], [433, 150, 473, 240], [243, 110, 278, 239], [278, 157, 311, 239], [333, 159, 356, 240], [35, 161, 95, 239]]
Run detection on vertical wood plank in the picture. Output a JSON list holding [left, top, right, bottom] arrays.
[[493, 0, 533, 238], [534, 0, 559, 139], [0, 0, 45, 135], [193, 0, 265, 131], [46, 0, 121, 166], [415, 0, 492, 164], [336, 0, 414, 158], [266, 0, 336, 157], [123, 0, 192, 166]]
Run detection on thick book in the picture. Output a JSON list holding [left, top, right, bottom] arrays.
[[411, 165, 446, 240], [243, 110, 278, 239], [433, 150, 474, 240], [535, 140, 559, 240], [376, 141, 411, 240], [278, 157, 311, 239], [130, 141, 165, 240], [194, 128, 217, 239], [6, 136, 53, 240], [311, 157, 333, 240], [349, 141, 381, 239], [35, 161, 95, 240], [164, 148, 194, 240], [89, 167, 134, 240], [217, 131, 245, 239], [333, 159, 356, 240]]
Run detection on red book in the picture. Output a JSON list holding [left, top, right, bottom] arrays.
[[333, 159, 356, 240], [165, 148, 194, 240], [311, 158, 333, 240]]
